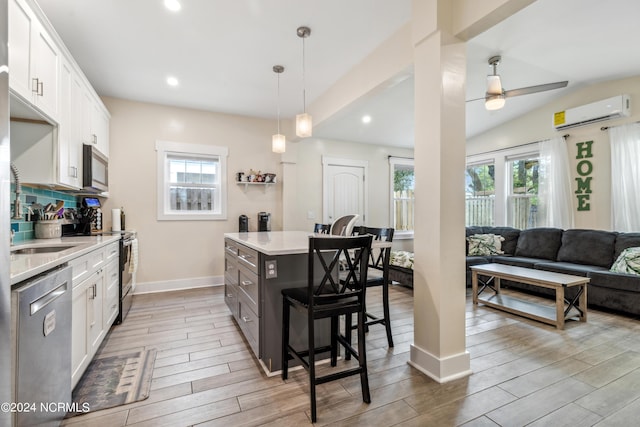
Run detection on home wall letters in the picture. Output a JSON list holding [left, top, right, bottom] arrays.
[[575, 140, 594, 211]]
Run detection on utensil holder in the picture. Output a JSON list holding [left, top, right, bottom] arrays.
[[35, 220, 62, 239]]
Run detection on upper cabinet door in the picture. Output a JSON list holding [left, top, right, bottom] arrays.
[[31, 21, 60, 119], [8, 0, 34, 101], [8, 0, 60, 121]]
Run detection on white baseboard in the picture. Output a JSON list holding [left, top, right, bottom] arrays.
[[408, 343, 472, 383], [134, 275, 224, 294]]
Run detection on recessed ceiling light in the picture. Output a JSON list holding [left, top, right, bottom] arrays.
[[362, 115, 372, 124], [166, 76, 179, 87], [164, 0, 181, 12]]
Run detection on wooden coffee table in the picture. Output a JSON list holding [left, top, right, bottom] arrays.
[[470, 263, 589, 330]]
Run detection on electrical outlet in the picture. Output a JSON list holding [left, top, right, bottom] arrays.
[[307, 210, 315, 220], [265, 260, 278, 279]]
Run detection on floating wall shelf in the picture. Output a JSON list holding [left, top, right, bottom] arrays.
[[236, 182, 275, 192]]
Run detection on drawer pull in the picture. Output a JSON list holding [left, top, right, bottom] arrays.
[[241, 280, 253, 286], [226, 293, 234, 298], [239, 254, 253, 260], [241, 316, 253, 323]]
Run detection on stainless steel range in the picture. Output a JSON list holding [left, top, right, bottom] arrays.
[[116, 231, 136, 324]]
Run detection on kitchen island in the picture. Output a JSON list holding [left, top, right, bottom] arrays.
[[224, 231, 333, 375]]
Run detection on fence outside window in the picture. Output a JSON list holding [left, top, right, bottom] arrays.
[[393, 189, 414, 231]]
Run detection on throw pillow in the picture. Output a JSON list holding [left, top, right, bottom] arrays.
[[390, 251, 414, 270], [467, 234, 505, 256], [610, 247, 640, 275]]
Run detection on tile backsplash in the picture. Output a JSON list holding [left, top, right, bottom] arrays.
[[10, 185, 79, 243]]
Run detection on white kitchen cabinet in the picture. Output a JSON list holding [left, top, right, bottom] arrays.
[[70, 241, 119, 388], [58, 57, 84, 188], [9, 0, 110, 190], [8, 0, 60, 121], [104, 246, 120, 328], [71, 276, 89, 387], [81, 90, 110, 157]]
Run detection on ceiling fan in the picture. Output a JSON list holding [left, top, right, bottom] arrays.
[[467, 55, 568, 110]]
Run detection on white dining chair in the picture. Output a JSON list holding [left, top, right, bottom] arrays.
[[330, 214, 359, 236]]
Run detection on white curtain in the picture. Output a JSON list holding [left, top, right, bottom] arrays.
[[609, 123, 640, 232], [537, 136, 574, 229]]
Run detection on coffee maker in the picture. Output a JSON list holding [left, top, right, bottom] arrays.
[[80, 197, 103, 233], [258, 212, 271, 232]]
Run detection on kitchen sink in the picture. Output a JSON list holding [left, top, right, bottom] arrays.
[[11, 245, 75, 255]]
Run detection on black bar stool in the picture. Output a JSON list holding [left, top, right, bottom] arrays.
[[281, 234, 373, 423]]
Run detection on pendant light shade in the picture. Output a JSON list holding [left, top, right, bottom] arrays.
[[272, 133, 286, 153], [272, 65, 286, 153], [295, 112, 312, 138], [296, 26, 312, 138]]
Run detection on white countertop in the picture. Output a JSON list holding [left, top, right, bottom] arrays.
[[224, 231, 391, 256], [224, 231, 315, 255], [10, 235, 121, 286]]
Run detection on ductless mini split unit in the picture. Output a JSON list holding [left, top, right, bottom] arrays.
[[553, 94, 631, 130]]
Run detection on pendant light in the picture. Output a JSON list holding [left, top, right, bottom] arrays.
[[295, 26, 312, 138], [272, 65, 286, 154]]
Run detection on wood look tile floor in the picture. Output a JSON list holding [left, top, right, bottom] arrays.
[[62, 285, 640, 426]]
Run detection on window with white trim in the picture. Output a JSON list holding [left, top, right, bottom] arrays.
[[465, 161, 495, 226], [466, 144, 541, 229], [389, 157, 414, 238], [156, 140, 228, 220], [506, 155, 540, 229]]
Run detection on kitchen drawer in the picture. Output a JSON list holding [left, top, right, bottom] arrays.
[[224, 238, 239, 256], [105, 242, 119, 262], [237, 290, 259, 357], [69, 247, 104, 286], [238, 263, 259, 313], [224, 282, 238, 318], [237, 244, 259, 274], [225, 254, 238, 281]]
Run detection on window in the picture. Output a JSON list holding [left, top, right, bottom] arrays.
[[465, 162, 495, 226], [507, 156, 539, 229], [466, 144, 542, 229], [156, 140, 228, 220], [389, 157, 414, 237]]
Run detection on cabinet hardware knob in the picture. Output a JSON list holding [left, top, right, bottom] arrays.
[[241, 280, 252, 286], [241, 316, 252, 323]]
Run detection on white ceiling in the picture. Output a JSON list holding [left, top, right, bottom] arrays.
[[37, 0, 640, 148]]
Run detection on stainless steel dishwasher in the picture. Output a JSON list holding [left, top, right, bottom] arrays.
[[12, 264, 72, 427]]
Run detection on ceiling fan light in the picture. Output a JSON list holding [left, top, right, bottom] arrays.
[[487, 75, 502, 94], [485, 95, 505, 111]]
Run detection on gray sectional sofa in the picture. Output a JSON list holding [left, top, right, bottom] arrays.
[[466, 226, 640, 317]]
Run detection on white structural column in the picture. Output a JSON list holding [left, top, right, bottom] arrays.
[[409, 0, 535, 382], [409, 0, 470, 382]]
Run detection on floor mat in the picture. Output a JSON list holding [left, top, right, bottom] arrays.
[[67, 349, 156, 417]]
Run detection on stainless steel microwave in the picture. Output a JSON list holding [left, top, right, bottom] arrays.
[[83, 144, 108, 193]]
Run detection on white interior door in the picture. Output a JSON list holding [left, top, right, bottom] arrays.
[[322, 157, 368, 226]]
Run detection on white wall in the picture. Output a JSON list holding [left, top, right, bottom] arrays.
[[467, 75, 640, 231], [281, 138, 414, 251], [102, 97, 283, 290]]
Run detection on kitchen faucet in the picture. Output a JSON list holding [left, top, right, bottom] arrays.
[[11, 162, 22, 220]]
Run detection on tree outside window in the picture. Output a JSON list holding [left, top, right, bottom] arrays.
[[465, 162, 495, 226], [508, 157, 539, 229]]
